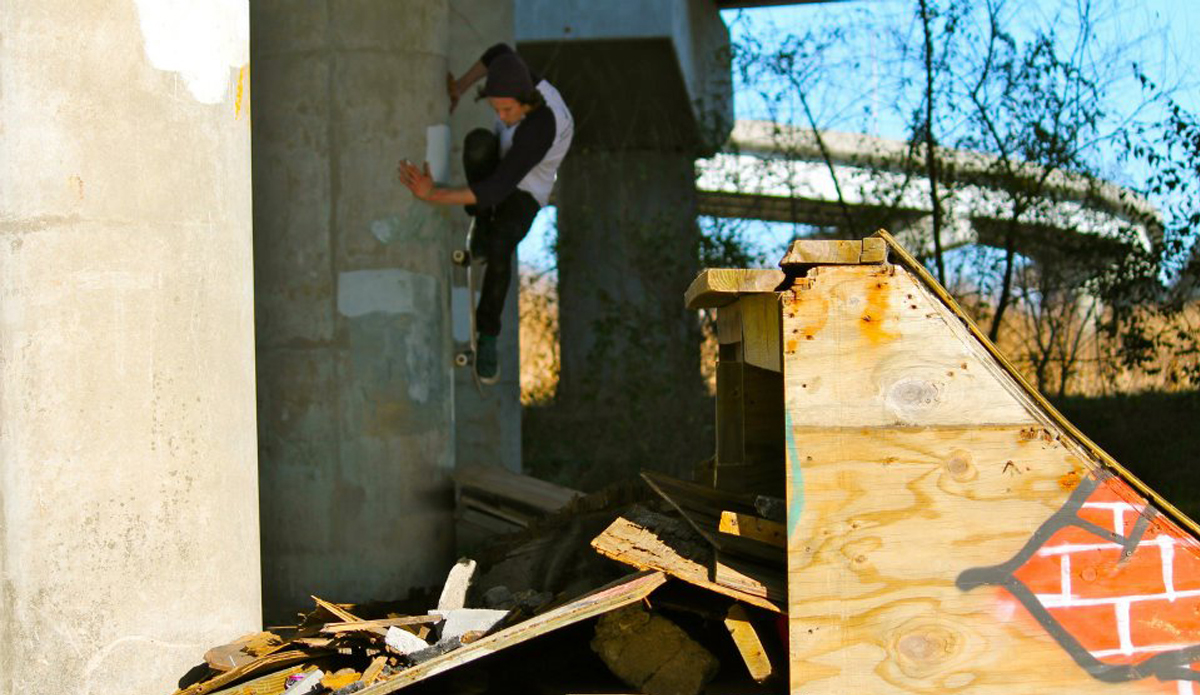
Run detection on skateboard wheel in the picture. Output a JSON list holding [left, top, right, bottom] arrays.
[[452, 249, 469, 265], [454, 352, 472, 367]]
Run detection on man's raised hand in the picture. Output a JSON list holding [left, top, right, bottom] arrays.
[[397, 159, 434, 200]]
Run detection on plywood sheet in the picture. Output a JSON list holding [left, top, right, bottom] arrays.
[[782, 265, 1038, 428], [778, 238, 1200, 693], [358, 571, 667, 694]]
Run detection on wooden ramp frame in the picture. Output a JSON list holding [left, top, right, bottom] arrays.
[[686, 231, 1200, 694]]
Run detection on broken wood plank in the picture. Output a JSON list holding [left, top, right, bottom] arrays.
[[203, 631, 285, 672], [739, 293, 782, 373], [206, 664, 311, 695], [356, 571, 668, 694], [454, 463, 580, 519], [778, 239, 888, 267], [436, 558, 476, 612], [685, 268, 786, 309], [322, 669, 362, 690], [723, 604, 773, 683], [319, 616, 440, 635], [361, 656, 388, 685], [311, 596, 362, 623], [713, 553, 786, 604], [719, 511, 785, 548], [173, 649, 332, 695], [590, 511, 782, 613], [640, 471, 784, 566]]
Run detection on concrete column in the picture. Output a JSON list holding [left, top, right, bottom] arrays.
[[252, 1, 459, 621], [0, 2, 259, 693]]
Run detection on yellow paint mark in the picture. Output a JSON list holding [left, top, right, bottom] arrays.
[[860, 279, 900, 344], [235, 64, 248, 120]]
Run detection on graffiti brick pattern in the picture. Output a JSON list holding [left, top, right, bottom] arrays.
[[959, 472, 1200, 693]]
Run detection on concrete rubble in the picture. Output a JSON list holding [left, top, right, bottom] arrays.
[[168, 466, 788, 695]]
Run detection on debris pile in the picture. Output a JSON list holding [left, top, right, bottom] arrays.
[[171, 468, 788, 695]]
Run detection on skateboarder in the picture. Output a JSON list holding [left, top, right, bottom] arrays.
[[398, 43, 574, 384]]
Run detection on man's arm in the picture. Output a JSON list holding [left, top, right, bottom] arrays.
[[397, 160, 477, 206]]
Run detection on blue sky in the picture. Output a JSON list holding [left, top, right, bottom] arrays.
[[518, 0, 1200, 274]]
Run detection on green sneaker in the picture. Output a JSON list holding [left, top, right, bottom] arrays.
[[475, 333, 500, 385]]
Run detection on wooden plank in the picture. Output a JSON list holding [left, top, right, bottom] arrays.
[[716, 300, 742, 345], [719, 511, 785, 548], [590, 512, 783, 613], [860, 236, 888, 262], [723, 604, 773, 682], [739, 293, 782, 373], [204, 632, 285, 672], [454, 463, 580, 516], [319, 615, 440, 635], [779, 239, 887, 266], [685, 268, 786, 309], [740, 363, 784, 478], [357, 571, 668, 694], [640, 471, 784, 566], [713, 462, 781, 495], [173, 650, 330, 695], [716, 361, 746, 468], [713, 553, 786, 603], [361, 656, 388, 685], [206, 664, 311, 695], [311, 596, 362, 623]]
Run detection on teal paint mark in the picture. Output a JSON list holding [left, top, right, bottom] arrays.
[[785, 409, 804, 539]]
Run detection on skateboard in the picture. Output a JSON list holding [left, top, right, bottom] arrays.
[[453, 219, 484, 391]]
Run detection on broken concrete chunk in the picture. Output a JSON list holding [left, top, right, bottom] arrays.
[[439, 608, 509, 642], [385, 625, 429, 655], [437, 558, 477, 612], [283, 669, 325, 694], [591, 605, 719, 695]]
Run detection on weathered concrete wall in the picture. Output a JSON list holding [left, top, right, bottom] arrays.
[[0, 1, 260, 693], [449, 0, 522, 476], [253, 1, 463, 621]]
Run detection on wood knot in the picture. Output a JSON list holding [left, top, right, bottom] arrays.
[[893, 623, 961, 677], [945, 450, 976, 481]]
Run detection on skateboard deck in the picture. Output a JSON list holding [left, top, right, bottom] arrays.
[[453, 219, 484, 391]]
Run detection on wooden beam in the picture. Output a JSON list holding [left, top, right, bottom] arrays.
[[719, 511, 785, 548], [778, 238, 888, 267], [357, 571, 668, 694], [723, 604, 773, 682], [319, 616, 440, 635], [685, 268, 786, 309]]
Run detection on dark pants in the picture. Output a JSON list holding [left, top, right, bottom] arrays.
[[463, 128, 541, 337]]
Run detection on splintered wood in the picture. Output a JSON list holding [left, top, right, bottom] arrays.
[[591, 508, 783, 613]]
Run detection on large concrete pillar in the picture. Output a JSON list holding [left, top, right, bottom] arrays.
[[253, 1, 463, 620], [0, 2, 260, 693]]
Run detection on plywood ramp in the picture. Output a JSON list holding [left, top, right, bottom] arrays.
[[691, 233, 1200, 694]]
